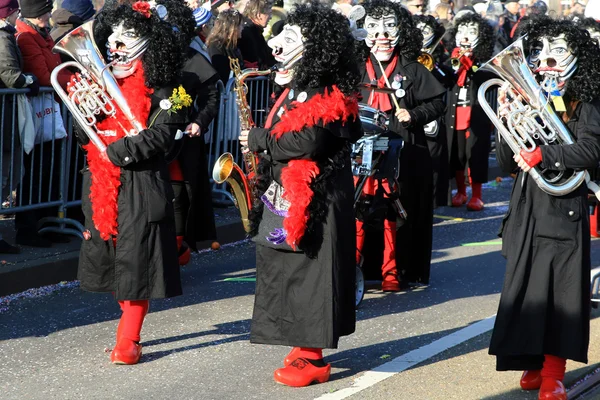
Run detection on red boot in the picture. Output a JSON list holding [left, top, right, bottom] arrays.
[[274, 358, 331, 387], [381, 220, 400, 292], [110, 300, 149, 365], [520, 370, 542, 390], [467, 182, 484, 211], [452, 171, 468, 207], [538, 354, 567, 400], [355, 219, 365, 266], [284, 347, 323, 367], [177, 236, 191, 266]]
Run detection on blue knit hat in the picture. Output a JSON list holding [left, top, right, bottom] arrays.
[[61, 0, 95, 21], [193, 6, 212, 28]]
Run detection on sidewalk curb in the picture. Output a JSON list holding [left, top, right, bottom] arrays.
[[0, 221, 246, 297]]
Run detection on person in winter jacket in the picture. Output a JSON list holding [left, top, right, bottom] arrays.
[[490, 16, 600, 400], [0, 0, 39, 254], [75, 0, 194, 365], [50, 0, 95, 43], [207, 9, 244, 82], [238, 0, 275, 69]]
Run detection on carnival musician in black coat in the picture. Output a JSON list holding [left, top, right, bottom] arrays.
[[446, 12, 495, 211], [489, 17, 600, 400], [414, 14, 453, 209], [171, 6, 221, 263], [76, 0, 193, 365], [356, 0, 445, 288], [238, 2, 362, 387]]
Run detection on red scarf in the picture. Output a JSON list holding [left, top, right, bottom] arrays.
[[365, 54, 399, 112], [452, 47, 474, 87]]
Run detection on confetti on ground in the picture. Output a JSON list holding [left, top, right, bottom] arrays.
[[461, 241, 502, 247], [434, 215, 467, 221], [0, 280, 79, 314], [380, 354, 391, 359], [195, 239, 250, 255], [222, 277, 256, 282]]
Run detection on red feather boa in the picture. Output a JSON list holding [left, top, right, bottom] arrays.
[[84, 69, 153, 240], [274, 85, 358, 248]]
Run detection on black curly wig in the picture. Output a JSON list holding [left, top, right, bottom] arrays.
[[413, 14, 447, 60], [519, 15, 600, 103], [285, 1, 360, 95], [357, 0, 423, 62], [448, 12, 495, 65], [95, 0, 195, 88], [574, 16, 600, 41]]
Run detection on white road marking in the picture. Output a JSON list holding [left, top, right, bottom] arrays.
[[316, 315, 497, 400]]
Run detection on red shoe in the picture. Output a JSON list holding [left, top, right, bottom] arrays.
[[466, 197, 484, 211], [284, 347, 302, 367], [178, 245, 191, 266], [538, 378, 566, 400], [520, 370, 542, 390], [451, 192, 468, 207], [110, 338, 142, 365], [381, 274, 400, 292], [274, 358, 331, 387]]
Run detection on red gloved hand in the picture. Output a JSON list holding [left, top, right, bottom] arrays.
[[519, 147, 543, 168]]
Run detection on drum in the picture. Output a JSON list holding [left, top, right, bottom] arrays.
[[358, 104, 389, 134], [352, 104, 391, 177]]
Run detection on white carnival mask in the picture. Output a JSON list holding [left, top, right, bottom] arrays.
[[417, 21, 435, 50], [268, 24, 305, 86], [364, 13, 400, 62], [106, 22, 149, 79], [588, 28, 600, 48], [455, 22, 479, 50], [528, 34, 577, 95]]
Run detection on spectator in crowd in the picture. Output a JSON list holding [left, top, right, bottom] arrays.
[[212, 0, 234, 14], [238, 0, 275, 69], [207, 9, 244, 82], [15, 0, 71, 247], [404, 0, 427, 15], [472, 0, 488, 16], [50, 0, 96, 43], [433, 1, 454, 25], [0, 0, 39, 253], [169, 4, 221, 263], [502, 0, 520, 41], [571, 0, 587, 15]]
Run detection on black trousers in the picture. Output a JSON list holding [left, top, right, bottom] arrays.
[[449, 127, 490, 184], [426, 126, 449, 208]]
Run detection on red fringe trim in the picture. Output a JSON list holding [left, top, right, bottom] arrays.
[[281, 160, 319, 249], [271, 85, 359, 139], [84, 69, 152, 240]]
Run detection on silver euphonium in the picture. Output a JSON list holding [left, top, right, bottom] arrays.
[[477, 38, 587, 197], [50, 20, 145, 152]]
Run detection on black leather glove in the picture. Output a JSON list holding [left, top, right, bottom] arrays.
[[25, 74, 39, 97], [73, 120, 90, 147]]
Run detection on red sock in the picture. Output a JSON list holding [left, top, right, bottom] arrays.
[[471, 182, 482, 200], [355, 219, 365, 265], [541, 354, 566, 381], [455, 171, 466, 195], [118, 300, 150, 343], [381, 220, 397, 278], [297, 348, 323, 360]]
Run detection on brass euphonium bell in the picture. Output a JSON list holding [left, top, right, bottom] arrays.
[[50, 20, 145, 152]]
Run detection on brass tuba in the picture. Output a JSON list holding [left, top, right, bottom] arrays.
[[50, 20, 145, 152], [212, 58, 276, 232], [477, 38, 587, 196]]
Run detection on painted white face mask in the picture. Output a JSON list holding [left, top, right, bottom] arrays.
[[364, 14, 400, 62], [417, 21, 435, 50], [268, 24, 305, 86], [588, 28, 600, 48], [528, 34, 577, 95], [455, 22, 479, 50], [106, 22, 149, 79]]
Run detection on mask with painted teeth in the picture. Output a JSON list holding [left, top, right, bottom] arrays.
[[364, 13, 400, 62], [528, 34, 578, 95], [106, 22, 149, 79], [268, 24, 305, 86]]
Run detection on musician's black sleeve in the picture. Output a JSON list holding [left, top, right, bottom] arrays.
[[496, 132, 518, 173], [539, 100, 600, 171], [407, 95, 445, 127], [406, 63, 447, 126], [248, 126, 333, 162], [194, 75, 220, 133]]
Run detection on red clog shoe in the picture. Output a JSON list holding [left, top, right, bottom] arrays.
[[538, 378, 566, 400], [520, 370, 542, 390], [110, 339, 142, 365], [466, 197, 484, 211], [284, 347, 302, 367], [451, 192, 468, 207], [381, 274, 401, 292], [274, 358, 331, 387]]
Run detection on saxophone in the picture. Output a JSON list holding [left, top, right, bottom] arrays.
[[212, 58, 276, 232]]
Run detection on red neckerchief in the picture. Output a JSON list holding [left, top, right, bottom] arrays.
[[366, 53, 399, 112], [452, 47, 474, 87], [264, 88, 290, 129]]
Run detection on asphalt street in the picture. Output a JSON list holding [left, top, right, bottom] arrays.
[[1, 176, 600, 400]]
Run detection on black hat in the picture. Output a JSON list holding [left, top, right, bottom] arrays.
[[19, 0, 53, 18]]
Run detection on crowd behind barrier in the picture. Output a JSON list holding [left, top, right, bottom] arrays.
[[0, 76, 272, 238]]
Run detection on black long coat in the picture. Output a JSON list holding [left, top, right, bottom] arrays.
[[489, 100, 600, 370], [445, 68, 495, 183], [179, 44, 221, 245], [359, 55, 445, 284], [78, 85, 189, 300], [247, 87, 361, 348]]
